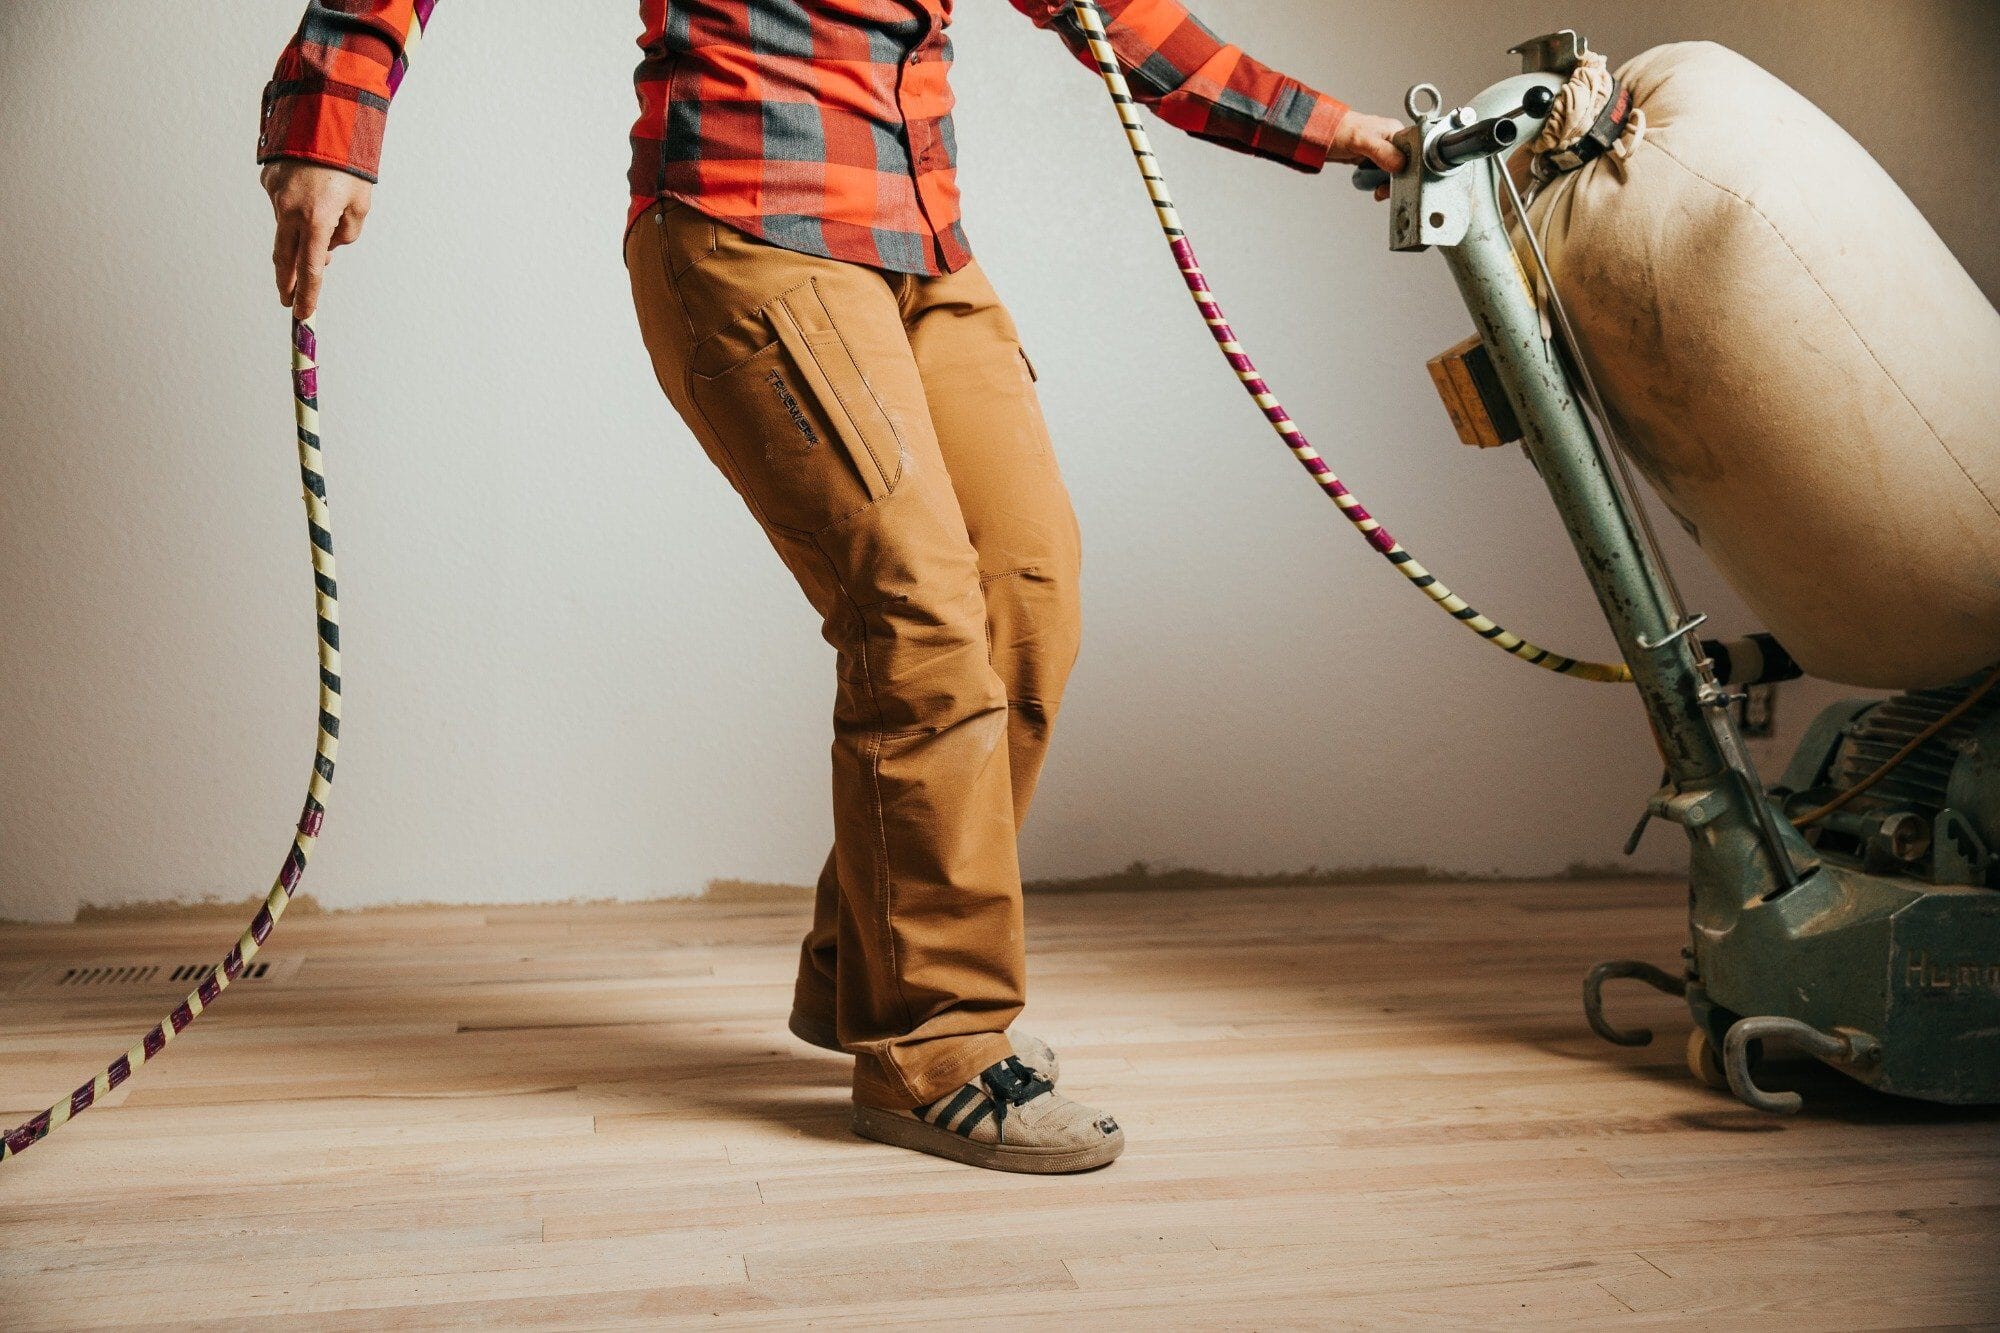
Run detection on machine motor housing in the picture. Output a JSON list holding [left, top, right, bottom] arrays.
[[1778, 676, 2000, 888]]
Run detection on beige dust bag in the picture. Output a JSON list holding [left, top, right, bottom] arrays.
[[1523, 42, 2000, 688]]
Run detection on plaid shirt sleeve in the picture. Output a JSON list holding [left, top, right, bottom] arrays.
[[1012, 0, 1350, 172], [257, 1, 438, 182]]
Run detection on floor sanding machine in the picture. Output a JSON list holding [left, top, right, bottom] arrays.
[[1348, 31, 2000, 1112]]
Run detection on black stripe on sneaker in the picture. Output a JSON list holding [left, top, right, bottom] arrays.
[[954, 1101, 996, 1139], [911, 1096, 942, 1122], [934, 1086, 981, 1130]]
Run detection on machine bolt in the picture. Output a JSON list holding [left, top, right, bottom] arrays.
[[1879, 811, 1932, 863]]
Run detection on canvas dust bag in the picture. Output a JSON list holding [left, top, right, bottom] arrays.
[[1520, 42, 2000, 689]]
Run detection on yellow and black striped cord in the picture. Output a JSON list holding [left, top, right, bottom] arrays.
[[1066, 0, 1630, 683], [2, 318, 340, 1163]]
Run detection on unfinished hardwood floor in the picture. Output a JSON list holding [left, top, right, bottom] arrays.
[[2, 878, 1996, 1328]]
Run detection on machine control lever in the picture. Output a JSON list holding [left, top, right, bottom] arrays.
[[1520, 85, 1557, 119]]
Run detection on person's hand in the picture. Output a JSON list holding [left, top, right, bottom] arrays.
[[261, 160, 373, 319], [1333, 112, 1406, 201]]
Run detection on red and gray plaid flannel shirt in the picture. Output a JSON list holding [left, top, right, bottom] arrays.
[[259, 0, 1352, 276]]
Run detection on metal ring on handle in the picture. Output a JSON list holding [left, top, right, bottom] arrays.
[[1, 317, 340, 1164], [1405, 82, 1444, 122], [1067, 0, 1631, 683]]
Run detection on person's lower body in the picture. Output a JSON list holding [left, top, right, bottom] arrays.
[[626, 201, 1118, 1170]]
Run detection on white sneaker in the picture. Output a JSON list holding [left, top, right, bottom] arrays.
[[851, 1055, 1123, 1174]]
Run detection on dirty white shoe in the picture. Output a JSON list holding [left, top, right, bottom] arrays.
[[1010, 1033, 1059, 1084], [851, 1055, 1123, 1174], [790, 1017, 1060, 1084]]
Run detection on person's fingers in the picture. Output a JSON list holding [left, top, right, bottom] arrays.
[[291, 211, 339, 320], [1333, 114, 1408, 180], [328, 201, 368, 252], [273, 216, 303, 308], [1374, 182, 1391, 202], [263, 163, 373, 315], [1365, 133, 1407, 175]]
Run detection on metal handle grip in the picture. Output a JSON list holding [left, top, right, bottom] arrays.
[[1427, 114, 1520, 171]]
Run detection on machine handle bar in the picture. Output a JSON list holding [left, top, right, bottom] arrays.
[[1351, 85, 1553, 191]]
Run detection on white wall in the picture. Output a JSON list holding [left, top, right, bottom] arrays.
[[1, 1, 1994, 922]]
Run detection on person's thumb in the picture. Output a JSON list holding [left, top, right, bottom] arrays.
[[329, 200, 368, 252]]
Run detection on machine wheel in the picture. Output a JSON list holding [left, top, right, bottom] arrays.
[[1687, 1025, 1765, 1093], [1686, 1026, 1729, 1090]]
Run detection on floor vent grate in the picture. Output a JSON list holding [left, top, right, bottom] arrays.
[[13, 956, 301, 996], [49, 961, 273, 988]]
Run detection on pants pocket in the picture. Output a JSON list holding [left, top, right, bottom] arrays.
[[659, 201, 718, 279], [690, 279, 904, 536]]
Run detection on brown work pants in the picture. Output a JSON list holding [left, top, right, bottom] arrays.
[[626, 202, 1082, 1109]]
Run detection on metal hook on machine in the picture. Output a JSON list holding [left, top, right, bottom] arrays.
[[1723, 1016, 1881, 1115], [1582, 959, 1688, 1046]]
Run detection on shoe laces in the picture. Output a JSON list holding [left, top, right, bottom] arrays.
[[978, 1055, 1054, 1144]]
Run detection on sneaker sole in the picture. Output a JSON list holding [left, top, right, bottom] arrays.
[[851, 1104, 1124, 1175]]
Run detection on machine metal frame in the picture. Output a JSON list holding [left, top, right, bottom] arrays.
[[1378, 32, 2000, 1112]]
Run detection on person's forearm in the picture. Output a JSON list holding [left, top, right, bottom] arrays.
[[258, 2, 433, 318], [1011, 0, 1347, 171], [258, 1, 437, 181]]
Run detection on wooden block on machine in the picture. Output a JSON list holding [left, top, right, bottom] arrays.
[[1427, 334, 1522, 448]]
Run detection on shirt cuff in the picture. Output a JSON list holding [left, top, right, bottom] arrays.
[[256, 85, 387, 183], [1281, 88, 1349, 173]]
